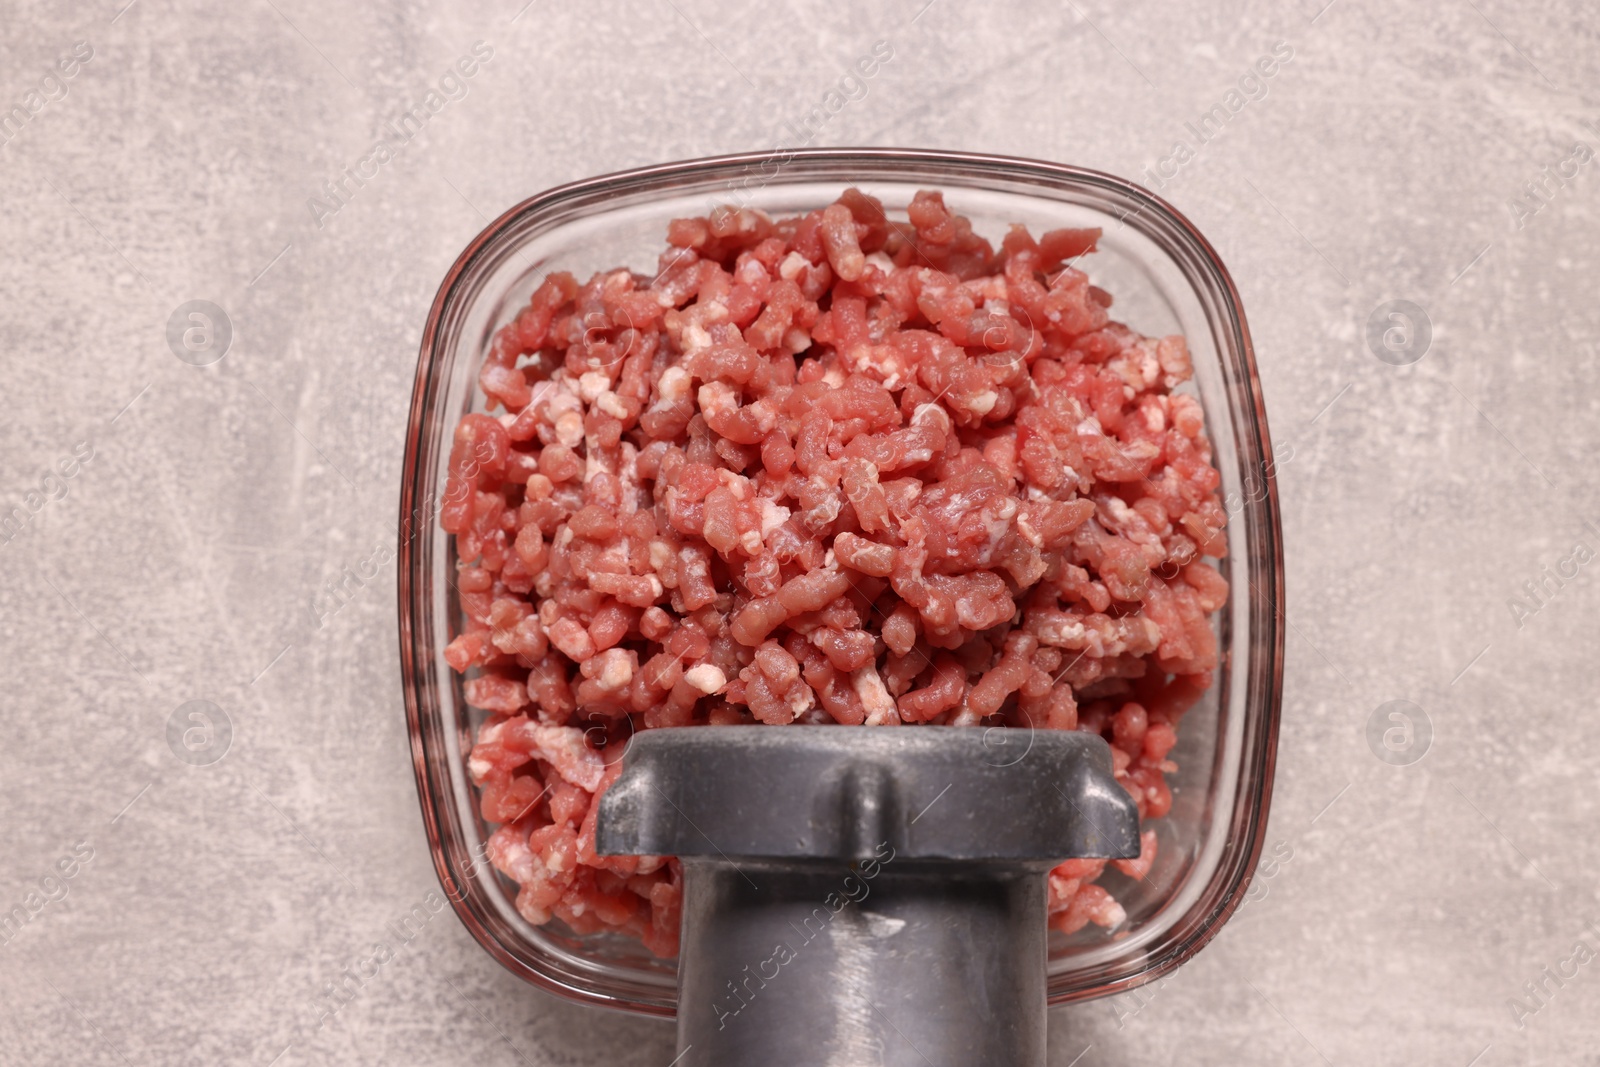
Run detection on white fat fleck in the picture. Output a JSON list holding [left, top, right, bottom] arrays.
[[1015, 511, 1043, 548], [584, 445, 614, 483], [821, 365, 846, 388], [1075, 416, 1103, 437], [852, 667, 896, 726], [972, 498, 1016, 556], [554, 411, 585, 447], [1142, 403, 1166, 433], [785, 683, 814, 722], [467, 757, 491, 781], [778, 250, 810, 280], [864, 251, 895, 274], [853, 343, 904, 389], [1141, 350, 1160, 386], [597, 391, 630, 419], [1124, 440, 1161, 464], [699, 382, 738, 419], [648, 540, 673, 570], [597, 650, 634, 691], [521, 379, 557, 415], [948, 705, 982, 727], [736, 257, 768, 286], [806, 489, 843, 527], [617, 442, 640, 517], [578, 372, 609, 402], [682, 319, 713, 355], [684, 664, 727, 694], [750, 399, 778, 434], [967, 391, 999, 416], [758, 498, 792, 538], [1041, 618, 1087, 647], [544, 388, 582, 424], [658, 365, 691, 402], [549, 371, 580, 395], [1102, 496, 1137, 527]]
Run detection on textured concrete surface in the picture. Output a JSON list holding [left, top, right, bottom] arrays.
[[2, 0, 1598, 1064]]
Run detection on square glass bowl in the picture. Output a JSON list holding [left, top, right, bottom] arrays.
[[399, 148, 1284, 1015]]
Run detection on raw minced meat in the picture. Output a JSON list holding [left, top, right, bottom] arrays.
[[443, 188, 1228, 957]]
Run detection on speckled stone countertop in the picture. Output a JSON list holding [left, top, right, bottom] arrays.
[[2, 0, 1597, 1063]]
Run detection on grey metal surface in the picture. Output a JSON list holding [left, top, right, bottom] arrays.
[[3, 1, 1599, 1064], [676, 862, 1049, 1067], [597, 726, 1138, 1067], [596, 726, 1141, 862]]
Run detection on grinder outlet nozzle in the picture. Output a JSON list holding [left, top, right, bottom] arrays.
[[596, 726, 1140, 1067]]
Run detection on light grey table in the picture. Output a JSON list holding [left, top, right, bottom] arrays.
[[2, 0, 1596, 1064]]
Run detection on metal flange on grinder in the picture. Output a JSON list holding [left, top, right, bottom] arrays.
[[596, 726, 1140, 1066]]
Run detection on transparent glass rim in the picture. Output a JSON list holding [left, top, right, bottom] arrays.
[[399, 147, 1284, 1016]]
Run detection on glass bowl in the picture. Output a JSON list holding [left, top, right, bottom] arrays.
[[398, 148, 1284, 1015]]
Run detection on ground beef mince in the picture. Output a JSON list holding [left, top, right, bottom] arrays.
[[444, 189, 1229, 957]]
